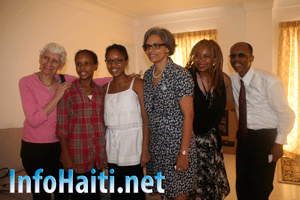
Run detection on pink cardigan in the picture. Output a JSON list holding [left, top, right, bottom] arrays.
[[19, 73, 110, 143]]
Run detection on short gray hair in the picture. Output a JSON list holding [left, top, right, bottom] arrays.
[[143, 27, 176, 56], [40, 43, 67, 65]]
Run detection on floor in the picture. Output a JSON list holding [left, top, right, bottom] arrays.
[[220, 154, 299, 200], [147, 154, 300, 200]]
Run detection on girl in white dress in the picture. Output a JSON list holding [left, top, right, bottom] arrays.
[[103, 44, 150, 200]]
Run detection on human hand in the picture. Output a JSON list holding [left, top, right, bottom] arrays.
[[102, 157, 108, 169], [175, 153, 189, 173], [271, 143, 283, 163], [61, 151, 75, 170], [129, 70, 143, 78], [55, 82, 72, 100], [141, 150, 150, 167], [128, 73, 139, 78]]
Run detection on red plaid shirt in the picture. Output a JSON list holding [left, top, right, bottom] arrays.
[[56, 79, 106, 173]]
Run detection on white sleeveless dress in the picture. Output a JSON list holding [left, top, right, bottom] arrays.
[[104, 78, 143, 166]]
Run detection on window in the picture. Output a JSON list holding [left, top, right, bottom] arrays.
[[171, 29, 217, 67], [277, 20, 300, 160]]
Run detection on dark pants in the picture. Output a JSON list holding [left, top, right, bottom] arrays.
[[21, 140, 69, 200], [108, 163, 146, 200], [71, 168, 102, 200], [236, 129, 277, 200]]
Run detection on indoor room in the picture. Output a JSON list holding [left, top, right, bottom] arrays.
[[1, 0, 300, 199]]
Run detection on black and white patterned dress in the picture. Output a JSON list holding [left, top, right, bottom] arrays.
[[143, 58, 197, 200], [187, 75, 230, 200]]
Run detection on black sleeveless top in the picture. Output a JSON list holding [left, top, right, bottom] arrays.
[[193, 76, 226, 135]]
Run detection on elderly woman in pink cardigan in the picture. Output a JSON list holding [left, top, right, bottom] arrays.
[[19, 43, 110, 200]]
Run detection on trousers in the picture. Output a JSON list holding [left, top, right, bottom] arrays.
[[236, 129, 277, 200], [108, 163, 146, 200], [21, 140, 69, 200]]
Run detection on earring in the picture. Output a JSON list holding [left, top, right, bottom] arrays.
[[166, 52, 169, 56]]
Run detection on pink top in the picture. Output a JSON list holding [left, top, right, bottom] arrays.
[[19, 73, 111, 143]]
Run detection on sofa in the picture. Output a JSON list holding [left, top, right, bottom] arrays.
[[0, 128, 32, 199]]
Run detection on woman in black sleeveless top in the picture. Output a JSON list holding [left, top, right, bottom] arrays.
[[186, 39, 235, 200]]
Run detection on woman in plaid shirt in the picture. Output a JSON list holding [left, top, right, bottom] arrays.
[[56, 49, 106, 200]]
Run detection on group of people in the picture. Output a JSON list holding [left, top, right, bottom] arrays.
[[19, 27, 295, 200]]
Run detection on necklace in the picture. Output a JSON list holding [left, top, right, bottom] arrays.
[[198, 73, 214, 108], [38, 72, 55, 87], [112, 81, 125, 87], [199, 73, 209, 98], [79, 79, 94, 95], [153, 68, 165, 79], [112, 78, 129, 87]]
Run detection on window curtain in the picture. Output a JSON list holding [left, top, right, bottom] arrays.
[[171, 29, 217, 67], [277, 20, 300, 161]]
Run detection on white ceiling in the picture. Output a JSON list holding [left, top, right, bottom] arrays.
[[93, 0, 274, 17]]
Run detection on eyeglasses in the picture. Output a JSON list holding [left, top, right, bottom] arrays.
[[105, 58, 125, 65], [229, 53, 251, 59], [142, 43, 166, 51]]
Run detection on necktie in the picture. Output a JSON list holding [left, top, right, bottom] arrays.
[[238, 79, 247, 140]]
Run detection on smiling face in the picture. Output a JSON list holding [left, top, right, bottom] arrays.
[[230, 43, 254, 77], [39, 51, 63, 76], [193, 45, 214, 73], [75, 52, 98, 80], [105, 49, 128, 78], [145, 34, 169, 65]]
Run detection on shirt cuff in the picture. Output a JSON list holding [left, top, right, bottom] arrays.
[[56, 130, 69, 139], [275, 133, 288, 145]]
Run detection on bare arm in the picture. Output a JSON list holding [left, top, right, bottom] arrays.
[[223, 72, 236, 111], [102, 83, 108, 93], [94, 77, 111, 87], [133, 78, 150, 167], [176, 95, 194, 173]]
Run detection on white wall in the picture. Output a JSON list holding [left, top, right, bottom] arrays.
[[136, 1, 275, 75], [0, 0, 137, 128], [1, 0, 300, 129]]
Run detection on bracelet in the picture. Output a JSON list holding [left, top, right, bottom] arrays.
[[180, 150, 188, 156]]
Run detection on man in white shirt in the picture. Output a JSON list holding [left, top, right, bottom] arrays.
[[229, 42, 295, 200]]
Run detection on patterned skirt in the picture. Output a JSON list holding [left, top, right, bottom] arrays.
[[188, 128, 230, 200], [146, 133, 197, 200]]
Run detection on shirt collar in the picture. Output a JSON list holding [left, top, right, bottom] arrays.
[[74, 79, 96, 89], [240, 67, 254, 86]]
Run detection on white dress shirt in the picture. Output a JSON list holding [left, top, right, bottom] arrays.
[[230, 68, 295, 144]]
